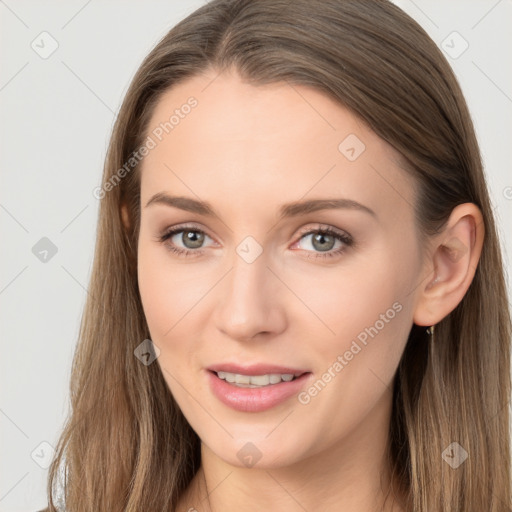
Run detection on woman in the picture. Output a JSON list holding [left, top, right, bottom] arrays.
[[43, 0, 511, 510]]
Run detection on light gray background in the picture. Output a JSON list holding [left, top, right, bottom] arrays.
[[1, 1, 511, 510]]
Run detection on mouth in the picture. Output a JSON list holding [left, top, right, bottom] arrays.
[[206, 364, 313, 412]]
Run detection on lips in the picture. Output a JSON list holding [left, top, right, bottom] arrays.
[[205, 363, 313, 412]]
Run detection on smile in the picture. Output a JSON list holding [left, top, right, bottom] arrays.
[[206, 369, 312, 412]]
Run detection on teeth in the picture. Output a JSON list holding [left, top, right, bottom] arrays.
[[236, 374, 251, 385], [215, 371, 297, 387], [269, 374, 282, 384]]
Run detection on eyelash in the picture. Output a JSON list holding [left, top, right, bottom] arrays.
[[157, 223, 353, 260]]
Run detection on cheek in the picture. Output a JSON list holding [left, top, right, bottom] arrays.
[[284, 245, 415, 406], [137, 238, 220, 385], [138, 238, 203, 338], [137, 248, 196, 402], [290, 245, 416, 425], [286, 256, 407, 345], [137, 250, 173, 338]]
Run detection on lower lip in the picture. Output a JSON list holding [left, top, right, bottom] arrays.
[[206, 370, 312, 412]]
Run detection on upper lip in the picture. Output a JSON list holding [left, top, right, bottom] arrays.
[[207, 363, 310, 377]]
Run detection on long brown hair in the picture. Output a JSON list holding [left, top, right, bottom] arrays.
[[44, 1, 511, 510]]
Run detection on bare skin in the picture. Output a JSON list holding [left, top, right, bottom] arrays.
[[129, 68, 484, 512]]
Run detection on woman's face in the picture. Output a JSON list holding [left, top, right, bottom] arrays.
[[137, 69, 426, 469]]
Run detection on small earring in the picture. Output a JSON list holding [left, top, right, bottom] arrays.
[[426, 324, 435, 338]]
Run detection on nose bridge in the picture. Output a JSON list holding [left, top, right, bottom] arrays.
[[231, 246, 268, 297], [214, 243, 285, 339]]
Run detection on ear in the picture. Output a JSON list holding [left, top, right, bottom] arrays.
[[121, 203, 131, 231], [413, 203, 485, 327]]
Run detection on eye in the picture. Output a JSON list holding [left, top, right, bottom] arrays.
[[157, 223, 353, 260], [157, 224, 215, 257], [292, 225, 353, 259]]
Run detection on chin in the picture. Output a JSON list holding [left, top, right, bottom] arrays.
[[198, 427, 314, 470]]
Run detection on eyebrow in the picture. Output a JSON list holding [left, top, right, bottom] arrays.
[[145, 192, 376, 219]]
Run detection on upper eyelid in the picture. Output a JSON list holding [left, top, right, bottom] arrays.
[[161, 222, 215, 241]]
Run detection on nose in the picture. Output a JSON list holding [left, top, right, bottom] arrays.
[[213, 249, 287, 342]]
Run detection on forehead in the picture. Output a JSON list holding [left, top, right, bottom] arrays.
[[139, 70, 416, 224]]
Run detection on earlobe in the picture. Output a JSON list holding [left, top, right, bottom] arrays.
[[413, 203, 485, 327]]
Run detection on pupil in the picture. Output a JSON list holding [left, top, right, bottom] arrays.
[[312, 233, 334, 252]]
